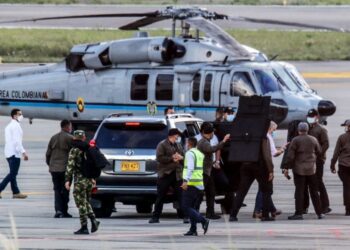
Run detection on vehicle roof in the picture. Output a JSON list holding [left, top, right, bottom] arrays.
[[102, 114, 202, 123]]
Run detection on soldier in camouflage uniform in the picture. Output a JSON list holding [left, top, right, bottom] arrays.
[[65, 130, 100, 235]]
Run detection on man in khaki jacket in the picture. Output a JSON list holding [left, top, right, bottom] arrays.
[[284, 122, 323, 220], [46, 120, 73, 218]]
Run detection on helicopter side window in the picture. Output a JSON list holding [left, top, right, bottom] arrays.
[[254, 69, 280, 94], [203, 74, 212, 102], [230, 72, 256, 96], [130, 74, 149, 101], [156, 74, 174, 101], [192, 73, 201, 102]]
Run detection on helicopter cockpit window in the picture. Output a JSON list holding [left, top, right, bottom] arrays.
[[192, 73, 201, 102], [156, 74, 174, 101], [272, 64, 300, 92], [284, 65, 313, 92], [230, 72, 256, 96], [204, 74, 212, 102], [130, 74, 149, 101], [254, 69, 280, 94]]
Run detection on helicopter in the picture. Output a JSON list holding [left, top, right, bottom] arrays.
[[0, 6, 340, 129]]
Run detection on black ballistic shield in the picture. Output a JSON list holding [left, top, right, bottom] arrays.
[[217, 96, 271, 163]]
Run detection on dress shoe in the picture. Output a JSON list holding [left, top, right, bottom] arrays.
[[261, 216, 275, 222], [323, 207, 332, 214], [202, 219, 210, 235], [54, 211, 64, 218], [148, 217, 160, 224], [252, 211, 262, 219], [184, 231, 198, 236], [63, 213, 73, 218], [206, 214, 221, 220], [229, 216, 238, 222], [271, 209, 282, 218], [288, 214, 303, 220], [241, 203, 247, 207], [183, 218, 190, 224], [91, 218, 100, 233], [318, 214, 325, 219], [74, 225, 89, 235], [13, 193, 27, 199]]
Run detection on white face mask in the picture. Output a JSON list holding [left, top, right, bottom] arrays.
[[17, 115, 24, 122], [226, 114, 236, 122], [307, 117, 316, 124]]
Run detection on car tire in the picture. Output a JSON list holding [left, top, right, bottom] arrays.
[[93, 199, 114, 218], [136, 203, 152, 214]]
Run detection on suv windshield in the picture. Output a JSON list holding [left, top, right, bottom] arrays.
[[96, 122, 168, 149]]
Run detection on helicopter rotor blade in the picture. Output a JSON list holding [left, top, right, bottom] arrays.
[[119, 16, 169, 30], [228, 16, 350, 33], [0, 12, 159, 24], [185, 17, 251, 59]]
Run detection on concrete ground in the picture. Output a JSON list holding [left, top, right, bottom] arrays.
[[0, 61, 349, 249]]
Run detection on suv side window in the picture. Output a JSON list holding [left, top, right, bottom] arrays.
[[130, 74, 149, 100], [175, 122, 200, 138], [156, 74, 174, 101]]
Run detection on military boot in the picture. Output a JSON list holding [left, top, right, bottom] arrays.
[[74, 225, 89, 235], [90, 218, 100, 233]]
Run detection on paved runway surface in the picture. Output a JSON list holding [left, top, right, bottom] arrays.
[[0, 61, 349, 249], [0, 4, 350, 31]]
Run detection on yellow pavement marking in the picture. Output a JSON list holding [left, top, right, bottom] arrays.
[[302, 72, 350, 78]]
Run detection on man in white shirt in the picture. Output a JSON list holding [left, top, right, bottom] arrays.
[[0, 108, 28, 199]]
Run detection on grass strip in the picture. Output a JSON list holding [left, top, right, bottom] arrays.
[[1, 28, 350, 63]]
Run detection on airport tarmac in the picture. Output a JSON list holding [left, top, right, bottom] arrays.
[[0, 62, 349, 249]]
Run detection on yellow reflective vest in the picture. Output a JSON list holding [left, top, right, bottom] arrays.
[[183, 148, 204, 188]]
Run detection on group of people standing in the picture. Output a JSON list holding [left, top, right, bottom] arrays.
[[1, 107, 350, 236]]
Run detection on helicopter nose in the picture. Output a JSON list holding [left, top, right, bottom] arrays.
[[269, 99, 288, 124], [318, 100, 336, 116]]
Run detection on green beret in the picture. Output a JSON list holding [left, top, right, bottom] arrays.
[[73, 130, 85, 139]]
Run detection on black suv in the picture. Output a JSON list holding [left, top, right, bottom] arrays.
[[90, 113, 202, 217]]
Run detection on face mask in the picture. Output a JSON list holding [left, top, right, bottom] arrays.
[[306, 117, 316, 124], [271, 131, 276, 138], [17, 115, 24, 122], [226, 114, 236, 122]]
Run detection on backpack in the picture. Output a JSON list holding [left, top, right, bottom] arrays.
[[80, 146, 110, 178]]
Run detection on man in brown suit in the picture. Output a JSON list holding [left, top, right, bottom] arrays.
[[46, 120, 73, 218], [284, 122, 324, 220], [304, 109, 331, 214], [197, 122, 230, 219], [149, 128, 184, 223], [330, 119, 350, 215]]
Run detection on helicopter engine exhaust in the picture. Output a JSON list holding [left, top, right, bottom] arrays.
[[65, 38, 186, 72], [108, 37, 186, 64]]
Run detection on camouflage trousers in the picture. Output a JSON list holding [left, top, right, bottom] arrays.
[[73, 179, 94, 226]]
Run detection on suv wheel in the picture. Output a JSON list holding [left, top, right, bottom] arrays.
[[136, 203, 153, 214], [93, 199, 114, 218]]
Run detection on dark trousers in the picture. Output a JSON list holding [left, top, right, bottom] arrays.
[[338, 165, 350, 208], [182, 186, 206, 232], [51, 172, 70, 214], [254, 189, 276, 213], [204, 174, 216, 216], [304, 161, 330, 211], [231, 163, 272, 218], [0, 156, 21, 194], [153, 171, 182, 219], [293, 173, 322, 215], [212, 168, 234, 214]]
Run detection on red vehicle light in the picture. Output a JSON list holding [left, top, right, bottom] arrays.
[[89, 139, 96, 147], [91, 187, 98, 194], [125, 122, 140, 126]]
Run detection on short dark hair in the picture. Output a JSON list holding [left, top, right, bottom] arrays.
[[11, 108, 21, 118], [164, 106, 174, 115], [60, 119, 71, 129], [187, 137, 197, 147], [200, 122, 214, 134]]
